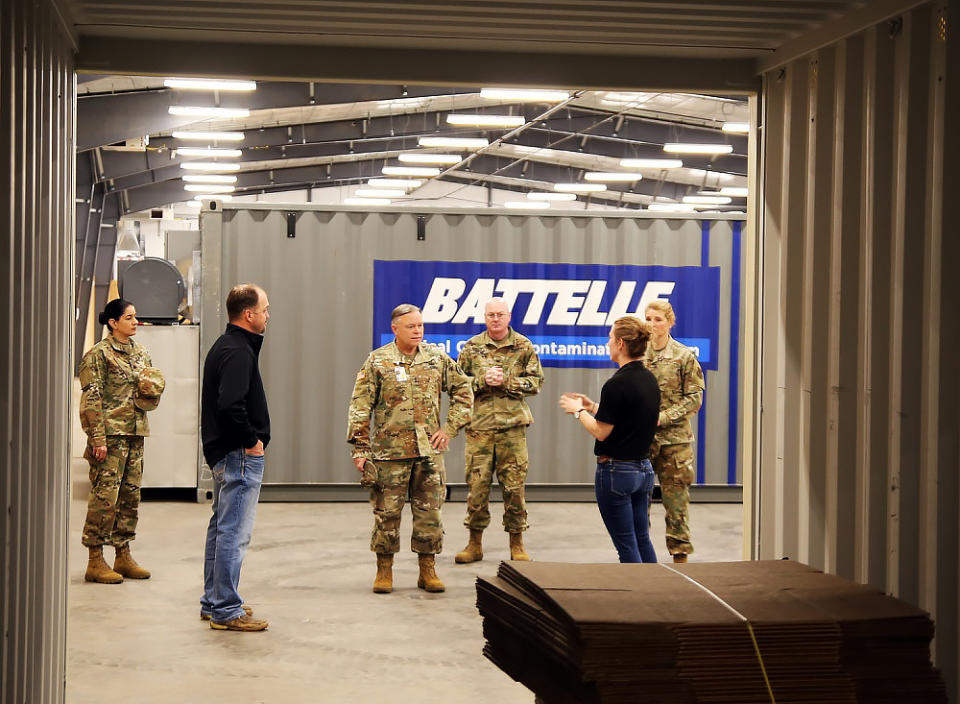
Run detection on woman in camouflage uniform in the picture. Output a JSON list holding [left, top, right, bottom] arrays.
[[78, 298, 154, 583], [642, 300, 705, 564]]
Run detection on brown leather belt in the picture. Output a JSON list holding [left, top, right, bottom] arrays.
[[596, 455, 645, 464]]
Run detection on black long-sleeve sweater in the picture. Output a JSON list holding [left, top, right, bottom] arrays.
[[201, 324, 271, 468]]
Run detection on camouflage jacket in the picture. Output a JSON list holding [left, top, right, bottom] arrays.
[[641, 336, 704, 445], [457, 329, 544, 431], [347, 341, 473, 460], [78, 334, 152, 445]]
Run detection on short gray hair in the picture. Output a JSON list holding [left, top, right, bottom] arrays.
[[391, 303, 421, 321]]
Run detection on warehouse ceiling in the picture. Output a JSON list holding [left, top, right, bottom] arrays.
[[66, 0, 923, 216], [77, 77, 750, 214]]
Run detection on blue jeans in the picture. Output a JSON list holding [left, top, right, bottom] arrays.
[[594, 459, 658, 563], [200, 449, 264, 622]]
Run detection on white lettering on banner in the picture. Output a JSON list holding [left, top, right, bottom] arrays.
[[546, 281, 592, 325], [576, 281, 609, 326], [636, 281, 676, 316], [420, 277, 677, 325], [518, 280, 553, 326], [451, 278, 495, 324], [421, 277, 466, 323]]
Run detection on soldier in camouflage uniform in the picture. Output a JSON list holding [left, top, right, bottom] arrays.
[[347, 304, 473, 594], [78, 298, 155, 583], [455, 298, 544, 563], [642, 300, 705, 563]]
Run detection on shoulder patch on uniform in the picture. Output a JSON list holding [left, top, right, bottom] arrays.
[[356, 369, 366, 382]]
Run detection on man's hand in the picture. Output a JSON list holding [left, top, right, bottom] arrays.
[[430, 429, 451, 451], [559, 393, 586, 415], [92, 445, 107, 462], [245, 439, 265, 456], [353, 457, 366, 472], [484, 366, 504, 387]]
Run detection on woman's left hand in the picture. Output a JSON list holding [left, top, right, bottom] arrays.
[[559, 393, 584, 414]]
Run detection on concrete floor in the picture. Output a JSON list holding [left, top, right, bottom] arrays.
[[67, 461, 743, 704]]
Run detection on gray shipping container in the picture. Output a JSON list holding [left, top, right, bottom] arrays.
[[199, 204, 745, 499]]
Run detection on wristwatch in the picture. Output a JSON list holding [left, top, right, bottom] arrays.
[[574, 409, 583, 419]]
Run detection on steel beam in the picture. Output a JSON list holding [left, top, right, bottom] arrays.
[[77, 37, 760, 94]]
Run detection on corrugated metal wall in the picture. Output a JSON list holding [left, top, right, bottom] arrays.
[[203, 206, 744, 491], [0, 1, 75, 703], [755, 3, 959, 699]]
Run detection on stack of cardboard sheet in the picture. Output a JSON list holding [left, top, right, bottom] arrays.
[[476, 560, 946, 704]]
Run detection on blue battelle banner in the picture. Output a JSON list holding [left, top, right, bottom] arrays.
[[373, 260, 721, 370]]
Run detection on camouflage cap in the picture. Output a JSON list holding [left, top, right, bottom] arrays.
[[135, 366, 166, 411]]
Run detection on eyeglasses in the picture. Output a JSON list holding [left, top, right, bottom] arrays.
[[485, 312, 509, 319]]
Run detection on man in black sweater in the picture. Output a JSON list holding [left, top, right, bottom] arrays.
[[199, 284, 271, 632]]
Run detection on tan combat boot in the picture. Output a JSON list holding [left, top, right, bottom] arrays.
[[455, 529, 484, 564], [113, 543, 151, 579], [509, 532, 531, 561], [373, 553, 393, 593], [84, 546, 123, 584], [416, 554, 445, 593], [672, 553, 688, 564]]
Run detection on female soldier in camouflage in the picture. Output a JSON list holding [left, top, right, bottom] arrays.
[[642, 300, 705, 563], [78, 298, 154, 583]]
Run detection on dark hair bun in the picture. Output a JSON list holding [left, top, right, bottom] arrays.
[[99, 298, 132, 328]]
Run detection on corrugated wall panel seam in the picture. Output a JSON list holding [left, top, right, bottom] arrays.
[[757, 2, 958, 700], [0, 0, 74, 702]]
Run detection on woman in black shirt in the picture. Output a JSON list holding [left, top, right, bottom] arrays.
[[560, 316, 661, 563]]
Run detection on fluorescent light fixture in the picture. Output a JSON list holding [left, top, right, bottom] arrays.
[[168, 106, 250, 118], [720, 187, 749, 197], [480, 88, 569, 102], [682, 195, 732, 205], [526, 192, 576, 201], [584, 172, 644, 182], [382, 166, 441, 177], [418, 137, 488, 149], [174, 148, 242, 157], [699, 187, 748, 197], [344, 197, 392, 205], [446, 114, 525, 127], [620, 158, 684, 169], [182, 174, 237, 184], [663, 143, 734, 155], [367, 179, 423, 189], [193, 194, 233, 201], [504, 201, 549, 209], [355, 189, 405, 197], [164, 78, 257, 91], [185, 201, 203, 207], [184, 184, 235, 193], [172, 131, 245, 141], [179, 162, 241, 172], [647, 203, 696, 212], [398, 153, 462, 164], [722, 122, 750, 133], [554, 183, 607, 193], [602, 92, 648, 103]]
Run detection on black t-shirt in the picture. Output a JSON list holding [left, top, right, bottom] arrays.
[[593, 360, 661, 460]]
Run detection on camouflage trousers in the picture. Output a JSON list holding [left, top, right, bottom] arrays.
[[650, 440, 695, 556], [367, 456, 445, 555], [463, 426, 529, 533], [82, 435, 144, 548]]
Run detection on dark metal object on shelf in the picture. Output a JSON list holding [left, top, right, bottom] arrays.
[[118, 257, 185, 323]]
